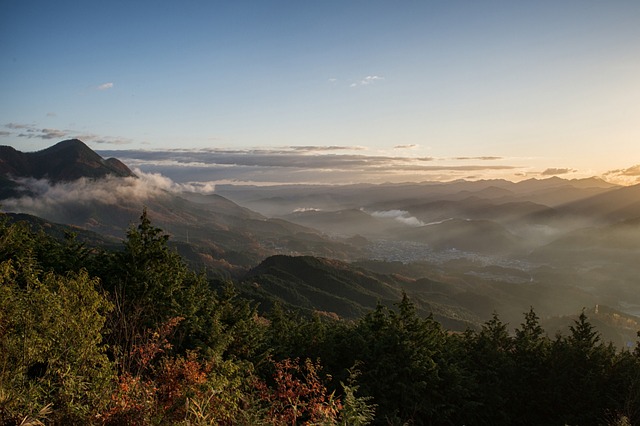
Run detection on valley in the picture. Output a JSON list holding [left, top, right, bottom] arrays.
[[2, 140, 640, 346]]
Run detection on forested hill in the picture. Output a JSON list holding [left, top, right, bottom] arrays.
[[2, 211, 640, 425], [242, 254, 405, 318]]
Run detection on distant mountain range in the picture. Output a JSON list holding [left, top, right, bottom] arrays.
[[0, 140, 361, 268], [2, 139, 640, 345]]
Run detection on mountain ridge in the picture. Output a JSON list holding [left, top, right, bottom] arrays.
[[0, 139, 136, 182]]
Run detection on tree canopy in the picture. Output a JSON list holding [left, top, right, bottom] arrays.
[[1, 211, 639, 425]]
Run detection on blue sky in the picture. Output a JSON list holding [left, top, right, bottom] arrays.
[[2, 1, 640, 184]]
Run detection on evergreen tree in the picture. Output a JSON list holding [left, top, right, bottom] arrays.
[[97, 209, 224, 366], [460, 313, 514, 425], [347, 295, 447, 424], [548, 309, 617, 424], [509, 307, 552, 425]]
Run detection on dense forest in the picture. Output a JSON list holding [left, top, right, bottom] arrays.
[[1, 210, 640, 425]]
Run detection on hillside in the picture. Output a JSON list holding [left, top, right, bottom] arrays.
[[3, 212, 640, 425], [241, 255, 405, 319], [0, 140, 364, 269]]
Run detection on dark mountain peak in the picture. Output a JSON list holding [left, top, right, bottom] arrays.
[[43, 138, 89, 151], [0, 139, 136, 183]]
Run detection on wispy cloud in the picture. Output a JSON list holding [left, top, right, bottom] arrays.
[[2, 123, 133, 146], [350, 75, 384, 87], [394, 144, 418, 149], [288, 145, 365, 152], [541, 167, 575, 176], [77, 133, 133, 145], [97, 82, 114, 91], [606, 164, 640, 177], [603, 165, 640, 185], [12, 125, 68, 140], [41, 128, 68, 139], [454, 156, 503, 161], [6, 123, 68, 139], [5, 123, 30, 130], [96, 148, 522, 185]]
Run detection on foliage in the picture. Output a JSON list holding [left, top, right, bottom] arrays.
[[95, 209, 226, 365], [0, 223, 114, 424], [338, 368, 376, 426], [3, 212, 640, 425]]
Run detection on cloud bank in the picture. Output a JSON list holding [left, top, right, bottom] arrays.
[[96, 148, 518, 185], [603, 165, 640, 185], [0, 169, 214, 222]]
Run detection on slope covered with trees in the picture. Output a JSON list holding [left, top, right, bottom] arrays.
[[1, 211, 640, 425]]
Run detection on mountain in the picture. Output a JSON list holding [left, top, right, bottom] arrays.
[[0, 140, 363, 270], [557, 183, 640, 223], [240, 254, 480, 328], [216, 177, 619, 217], [4, 139, 639, 336], [0, 139, 135, 182]]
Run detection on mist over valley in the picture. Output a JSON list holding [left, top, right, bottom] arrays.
[[2, 140, 640, 347]]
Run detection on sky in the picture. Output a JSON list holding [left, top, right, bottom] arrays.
[[2, 0, 640, 185]]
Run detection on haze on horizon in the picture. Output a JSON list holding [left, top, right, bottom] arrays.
[[2, 1, 640, 185]]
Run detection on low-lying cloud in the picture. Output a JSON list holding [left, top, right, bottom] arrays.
[[369, 209, 425, 227], [0, 169, 215, 221]]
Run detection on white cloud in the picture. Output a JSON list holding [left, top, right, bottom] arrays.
[[351, 75, 384, 87], [362, 75, 383, 85], [0, 169, 218, 221], [97, 82, 114, 91], [293, 207, 322, 213], [369, 209, 425, 227]]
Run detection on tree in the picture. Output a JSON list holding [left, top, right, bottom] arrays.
[[509, 307, 552, 425], [98, 209, 224, 366], [459, 313, 514, 425], [548, 309, 617, 425], [345, 295, 447, 424]]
